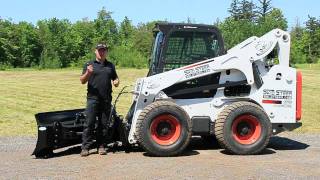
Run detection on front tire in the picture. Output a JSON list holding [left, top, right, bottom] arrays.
[[136, 101, 192, 156], [214, 101, 272, 155]]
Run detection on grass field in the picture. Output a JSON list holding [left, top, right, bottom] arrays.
[[295, 64, 320, 133], [0, 68, 147, 136], [0, 65, 319, 136]]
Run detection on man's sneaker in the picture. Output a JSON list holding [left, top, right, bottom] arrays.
[[98, 146, 107, 155], [80, 149, 89, 157]]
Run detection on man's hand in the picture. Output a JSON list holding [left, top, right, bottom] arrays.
[[113, 78, 119, 87], [87, 64, 93, 74], [80, 64, 93, 84]]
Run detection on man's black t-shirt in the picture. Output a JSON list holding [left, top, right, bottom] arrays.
[[82, 60, 118, 100]]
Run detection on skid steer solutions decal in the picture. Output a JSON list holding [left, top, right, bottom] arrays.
[[262, 89, 293, 108], [183, 64, 211, 79]]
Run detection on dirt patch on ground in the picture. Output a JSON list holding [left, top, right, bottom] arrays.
[[0, 133, 319, 179]]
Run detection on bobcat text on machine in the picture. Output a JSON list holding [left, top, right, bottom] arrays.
[[33, 23, 302, 158]]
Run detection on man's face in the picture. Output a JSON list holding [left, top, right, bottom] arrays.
[[95, 48, 107, 60]]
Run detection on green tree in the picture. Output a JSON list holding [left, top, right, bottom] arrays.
[[119, 16, 134, 47], [219, 18, 256, 49], [109, 19, 152, 68], [305, 16, 320, 63], [69, 18, 96, 66], [240, 0, 257, 21], [228, 0, 241, 20], [256, 8, 288, 36], [220, 1, 287, 51], [0, 19, 15, 68], [38, 18, 83, 68], [257, 0, 273, 20], [3, 1, 315, 69], [133, 22, 155, 58], [290, 20, 308, 64], [14, 22, 42, 67], [228, 0, 257, 21], [221, 0, 260, 49], [94, 7, 118, 46]]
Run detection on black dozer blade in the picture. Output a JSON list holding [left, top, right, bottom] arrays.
[[32, 108, 130, 158]]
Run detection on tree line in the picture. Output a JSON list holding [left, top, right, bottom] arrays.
[[0, 8, 154, 69], [0, 0, 319, 70], [218, 0, 320, 64]]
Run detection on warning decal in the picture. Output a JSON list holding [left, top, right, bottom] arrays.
[[263, 89, 292, 100], [184, 64, 210, 79]]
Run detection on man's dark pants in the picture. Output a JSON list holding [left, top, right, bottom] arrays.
[[82, 97, 111, 150]]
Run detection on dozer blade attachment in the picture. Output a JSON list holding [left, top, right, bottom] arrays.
[[32, 107, 130, 158], [32, 109, 85, 158]]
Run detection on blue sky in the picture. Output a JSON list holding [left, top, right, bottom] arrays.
[[0, 0, 319, 29]]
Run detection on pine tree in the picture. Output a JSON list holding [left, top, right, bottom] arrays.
[[228, 0, 241, 20], [228, 0, 257, 21], [119, 16, 134, 47], [257, 0, 273, 20], [305, 16, 320, 63]]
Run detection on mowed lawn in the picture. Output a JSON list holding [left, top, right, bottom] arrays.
[[296, 64, 320, 133], [0, 68, 147, 136], [0, 65, 319, 136]]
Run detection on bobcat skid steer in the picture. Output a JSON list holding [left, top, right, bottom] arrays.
[[33, 23, 302, 158]]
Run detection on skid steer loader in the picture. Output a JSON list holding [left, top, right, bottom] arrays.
[[32, 23, 302, 158]]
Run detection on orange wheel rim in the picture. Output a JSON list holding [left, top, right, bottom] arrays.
[[232, 115, 262, 145], [150, 114, 181, 146]]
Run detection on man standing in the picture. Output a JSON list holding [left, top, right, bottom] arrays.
[[80, 43, 119, 157]]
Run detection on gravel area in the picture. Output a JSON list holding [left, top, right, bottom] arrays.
[[0, 133, 319, 179]]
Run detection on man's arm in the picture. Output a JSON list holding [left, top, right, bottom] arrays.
[[111, 63, 119, 87], [80, 64, 93, 84]]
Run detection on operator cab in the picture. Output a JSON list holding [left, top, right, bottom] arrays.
[[148, 23, 226, 99], [148, 23, 225, 76]]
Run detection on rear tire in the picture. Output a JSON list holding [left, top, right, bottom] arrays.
[[136, 101, 192, 156], [214, 101, 272, 155]]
